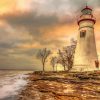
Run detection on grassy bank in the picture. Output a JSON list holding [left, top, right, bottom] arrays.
[[18, 71, 100, 100]]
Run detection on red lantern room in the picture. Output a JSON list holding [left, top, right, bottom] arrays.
[[78, 5, 96, 25]]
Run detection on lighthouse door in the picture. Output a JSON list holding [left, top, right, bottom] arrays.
[[95, 60, 99, 69]]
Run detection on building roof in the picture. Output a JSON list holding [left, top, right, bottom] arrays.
[[81, 6, 92, 12]]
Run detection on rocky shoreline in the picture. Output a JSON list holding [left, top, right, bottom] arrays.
[[18, 71, 100, 100]]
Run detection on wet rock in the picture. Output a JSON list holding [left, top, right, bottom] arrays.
[[18, 71, 100, 100]]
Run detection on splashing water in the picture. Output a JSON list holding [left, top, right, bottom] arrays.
[[0, 71, 31, 100]]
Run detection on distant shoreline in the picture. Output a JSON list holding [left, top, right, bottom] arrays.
[[0, 69, 35, 71]]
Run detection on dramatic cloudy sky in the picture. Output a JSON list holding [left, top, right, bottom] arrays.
[[0, 0, 100, 70]]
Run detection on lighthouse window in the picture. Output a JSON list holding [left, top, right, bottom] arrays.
[[80, 30, 86, 38]]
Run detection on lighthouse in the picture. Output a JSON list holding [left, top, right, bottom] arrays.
[[73, 6, 98, 71]]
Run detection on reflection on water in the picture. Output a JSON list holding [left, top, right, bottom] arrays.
[[0, 70, 31, 100]]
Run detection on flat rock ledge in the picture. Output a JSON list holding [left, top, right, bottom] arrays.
[[18, 71, 100, 100]]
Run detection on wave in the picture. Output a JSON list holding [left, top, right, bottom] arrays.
[[0, 71, 31, 100]]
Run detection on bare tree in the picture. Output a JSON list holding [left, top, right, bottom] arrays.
[[50, 57, 57, 71], [63, 45, 76, 71], [37, 48, 51, 72], [58, 50, 66, 71], [57, 50, 66, 71], [58, 39, 77, 71]]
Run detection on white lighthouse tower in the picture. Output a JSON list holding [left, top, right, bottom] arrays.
[[73, 6, 98, 71]]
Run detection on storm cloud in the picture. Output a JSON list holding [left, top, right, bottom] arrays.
[[0, 0, 100, 70]]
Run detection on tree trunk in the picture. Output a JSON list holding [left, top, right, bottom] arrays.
[[43, 62, 45, 72], [67, 65, 72, 72]]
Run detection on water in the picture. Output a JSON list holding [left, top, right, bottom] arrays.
[[0, 70, 32, 100]]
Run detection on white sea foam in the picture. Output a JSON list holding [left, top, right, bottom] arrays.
[[0, 71, 30, 100]]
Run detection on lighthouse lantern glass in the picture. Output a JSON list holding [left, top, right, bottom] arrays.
[[82, 9, 92, 15]]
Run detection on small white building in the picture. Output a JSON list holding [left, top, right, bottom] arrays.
[[73, 6, 99, 71]]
